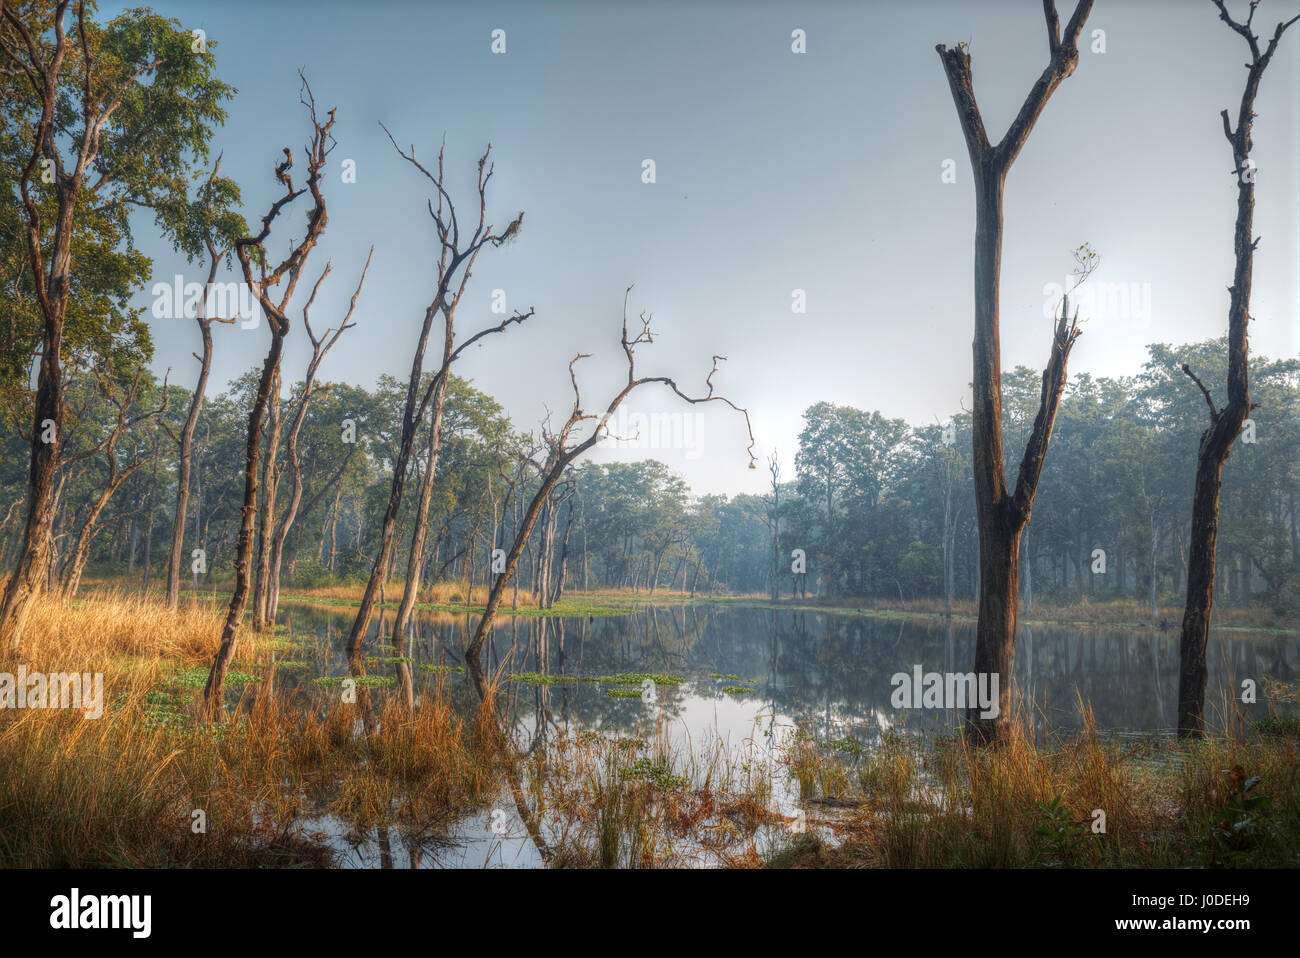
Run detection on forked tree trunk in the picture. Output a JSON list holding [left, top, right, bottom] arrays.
[[346, 138, 527, 655], [936, 0, 1093, 746], [268, 255, 367, 620]]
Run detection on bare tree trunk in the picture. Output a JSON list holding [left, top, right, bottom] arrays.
[[166, 246, 230, 612], [127, 515, 138, 575], [205, 78, 334, 712], [936, 0, 1094, 745], [551, 493, 574, 606], [268, 253, 368, 619], [394, 354, 451, 643], [252, 368, 285, 631], [141, 453, 158, 588], [1149, 515, 1160, 620], [1022, 523, 1034, 614], [1177, 3, 1295, 738], [346, 137, 528, 655]]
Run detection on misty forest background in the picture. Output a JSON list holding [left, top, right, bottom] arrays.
[[2, 337, 1295, 615]]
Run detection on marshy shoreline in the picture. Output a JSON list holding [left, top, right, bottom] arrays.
[[2, 589, 1296, 869]]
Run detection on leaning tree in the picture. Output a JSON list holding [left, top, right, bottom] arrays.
[[465, 289, 757, 676], [162, 155, 247, 612], [203, 75, 335, 712], [345, 132, 532, 655]]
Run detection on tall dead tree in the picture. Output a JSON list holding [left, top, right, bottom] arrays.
[[936, 0, 1094, 745], [204, 76, 335, 712], [265, 249, 370, 621], [465, 290, 757, 670], [1177, 0, 1297, 738], [346, 130, 530, 655]]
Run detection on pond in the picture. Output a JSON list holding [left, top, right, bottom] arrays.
[[262, 602, 1300, 867]]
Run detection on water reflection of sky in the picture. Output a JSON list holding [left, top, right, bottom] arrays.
[[274, 602, 1298, 867], [283, 602, 1299, 739]]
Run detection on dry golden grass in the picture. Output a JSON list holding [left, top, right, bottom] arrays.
[[0, 592, 502, 867], [773, 699, 1300, 868], [272, 578, 539, 608]]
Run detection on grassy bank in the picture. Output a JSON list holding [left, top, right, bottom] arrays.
[[79, 576, 632, 619], [3, 590, 1296, 868], [762, 711, 1300, 868], [0, 593, 501, 867]]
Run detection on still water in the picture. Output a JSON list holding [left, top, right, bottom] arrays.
[[266, 602, 1299, 867]]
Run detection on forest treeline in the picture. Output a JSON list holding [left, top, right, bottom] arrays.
[[2, 336, 1294, 613]]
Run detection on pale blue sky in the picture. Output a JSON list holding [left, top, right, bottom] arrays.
[[111, 0, 1299, 495]]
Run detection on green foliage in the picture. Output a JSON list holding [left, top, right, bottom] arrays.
[[1032, 793, 1092, 867], [1209, 768, 1274, 859], [1, 2, 239, 387]]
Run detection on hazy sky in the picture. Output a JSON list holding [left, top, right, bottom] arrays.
[[107, 0, 1299, 496]]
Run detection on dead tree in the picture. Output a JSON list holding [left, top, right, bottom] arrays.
[[390, 383, 444, 645], [204, 76, 335, 712], [347, 130, 531, 654], [935, 428, 966, 621], [465, 289, 757, 671], [548, 479, 577, 607], [1177, 0, 1297, 738], [265, 250, 369, 621], [936, 0, 1094, 745]]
